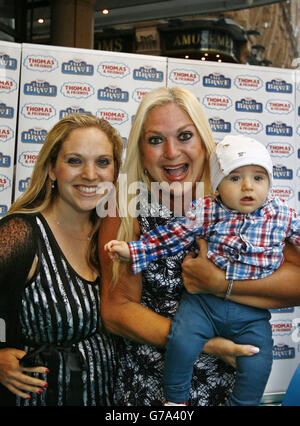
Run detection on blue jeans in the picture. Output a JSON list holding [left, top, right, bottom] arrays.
[[163, 291, 273, 405]]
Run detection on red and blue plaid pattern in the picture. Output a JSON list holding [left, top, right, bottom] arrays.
[[128, 196, 300, 279]]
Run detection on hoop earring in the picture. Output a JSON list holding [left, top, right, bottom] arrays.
[[51, 180, 55, 189]]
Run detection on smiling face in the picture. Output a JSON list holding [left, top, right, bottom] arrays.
[[141, 103, 206, 204], [49, 126, 115, 215], [217, 165, 270, 214]]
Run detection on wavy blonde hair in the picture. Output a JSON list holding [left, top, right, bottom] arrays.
[[8, 113, 123, 271], [113, 86, 215, 280]]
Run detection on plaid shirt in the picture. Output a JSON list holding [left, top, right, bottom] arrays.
[[128, 196, 300, 279]]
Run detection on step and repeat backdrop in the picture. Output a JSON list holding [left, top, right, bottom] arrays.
[[14, 43, 167, 200], [1, 40, 300, 402], [0, 41, 21, 215]]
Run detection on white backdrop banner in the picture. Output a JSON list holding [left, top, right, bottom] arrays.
[[0, 41, 21, 216], [1, 41, 300, 402], [167, 58, 297, 211], [14, 43, 167, 200]]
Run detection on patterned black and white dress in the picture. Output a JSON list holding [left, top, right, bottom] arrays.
[[0, 213, 116, 406], [113, 200, 236, 406]]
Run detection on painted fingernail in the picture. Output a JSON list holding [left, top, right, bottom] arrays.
[[26, 396, 31, 399], [43, 383, 48, 388], [38, 389, 44, 394], [45, 368, 50, 374]]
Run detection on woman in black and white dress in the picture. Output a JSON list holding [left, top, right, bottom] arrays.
[[0, 113, 123, 406]]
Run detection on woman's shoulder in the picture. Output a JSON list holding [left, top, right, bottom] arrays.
[[0, 213, 39, 298], [0, 212, 37, 232], [0, 213, 39, 251]]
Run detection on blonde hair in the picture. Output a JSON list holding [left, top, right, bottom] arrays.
[[8, 113, 123, 271], [114, 86, 215, 280]]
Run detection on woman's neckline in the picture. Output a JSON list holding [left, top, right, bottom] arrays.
[[37, 212, 99, 285]]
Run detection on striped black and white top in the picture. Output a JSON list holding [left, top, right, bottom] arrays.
[[1, 213, 116, 406]]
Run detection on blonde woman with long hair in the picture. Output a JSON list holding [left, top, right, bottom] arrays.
[[0, 113, 123, 406], [99, 87, 260, 405], [100, 86, 300, 406]]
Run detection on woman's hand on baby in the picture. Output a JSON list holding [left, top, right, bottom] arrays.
[[104, 240, 131, 262], [203, 337, 259, 369], [182, 238, 226, 296], [0, 348, 48, 399]]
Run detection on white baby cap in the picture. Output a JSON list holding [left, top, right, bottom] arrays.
[[209, 135, 273, 194]]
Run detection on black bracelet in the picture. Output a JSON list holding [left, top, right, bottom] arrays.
[[225, 279, 234, 300]]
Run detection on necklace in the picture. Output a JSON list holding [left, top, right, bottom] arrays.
[[54, 217, 91, 241]]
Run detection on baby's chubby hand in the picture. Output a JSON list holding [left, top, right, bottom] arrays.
[[104, 240, 118, 261], [104, 240, 131, 262]]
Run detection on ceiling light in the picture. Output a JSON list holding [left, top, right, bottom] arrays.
[[102, 9, 109, 15], [37, 18, 45, 24]]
